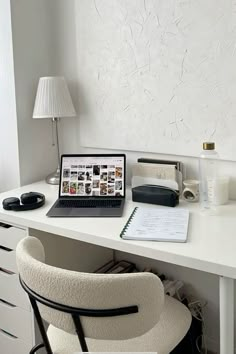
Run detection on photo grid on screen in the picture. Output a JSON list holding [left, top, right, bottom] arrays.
[[61, 157, 124, 197]]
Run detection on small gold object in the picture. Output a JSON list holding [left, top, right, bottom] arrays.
[[203, 142, 215, 150]]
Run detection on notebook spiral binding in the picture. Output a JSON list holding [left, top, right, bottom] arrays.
[[120, 207, 138, 238]]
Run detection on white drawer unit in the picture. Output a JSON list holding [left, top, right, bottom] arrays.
[[0, 222, 34, 352], [0, 222, 26, 250], [0, 329, 32, 354], [0, 248, 17, 273], [0, 267, 30, 312], [0, 299, 32, 342]]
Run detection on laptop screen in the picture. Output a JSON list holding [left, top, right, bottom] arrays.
[[59, 154, 126, 198]]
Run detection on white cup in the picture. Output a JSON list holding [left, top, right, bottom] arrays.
[[182, 179, 199, 202]]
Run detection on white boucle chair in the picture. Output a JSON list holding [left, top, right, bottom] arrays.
[[16, 236, 191, 354]]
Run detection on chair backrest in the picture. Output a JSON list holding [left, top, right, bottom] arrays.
[[16, 236, 164, 341]]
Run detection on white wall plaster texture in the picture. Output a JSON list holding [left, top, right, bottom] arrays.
[[77, 0, 236, 160]]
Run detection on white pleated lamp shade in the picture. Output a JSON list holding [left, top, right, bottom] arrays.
[[33, 76, 76, 118]]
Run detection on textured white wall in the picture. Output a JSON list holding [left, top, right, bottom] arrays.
[[77, 0, 236, 162], [55, 0, 236, 198], [0, 0, 20, 192]]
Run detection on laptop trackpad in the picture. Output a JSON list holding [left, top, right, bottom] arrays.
[[69, 208, 104, 217]]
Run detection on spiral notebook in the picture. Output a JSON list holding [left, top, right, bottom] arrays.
[[120, 207, 189, 242]]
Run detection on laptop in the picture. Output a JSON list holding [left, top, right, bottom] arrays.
[[47, 154, 126, 217]]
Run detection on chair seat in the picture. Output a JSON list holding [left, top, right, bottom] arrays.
[[48, 295, 191, 354]]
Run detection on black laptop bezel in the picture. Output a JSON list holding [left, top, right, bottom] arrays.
[[59, 154, 126, 199]]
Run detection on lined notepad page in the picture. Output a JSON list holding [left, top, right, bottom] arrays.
[[122, 207, 189, 242]]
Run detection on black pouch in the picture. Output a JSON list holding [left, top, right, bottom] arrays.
[[132, 184, 179, 207]]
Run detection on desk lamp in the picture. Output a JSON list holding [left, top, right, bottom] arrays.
[[33, 76, 76, 185]]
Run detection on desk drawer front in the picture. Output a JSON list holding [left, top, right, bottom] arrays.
[[0, 223, 26, 250], [0, 249, 17, 273], [0, 329, 32, 354], [0, 300, 32, 342], [0, 270, 30, 310]]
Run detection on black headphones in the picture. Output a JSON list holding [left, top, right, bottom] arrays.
[[2, 192, 45, 211]]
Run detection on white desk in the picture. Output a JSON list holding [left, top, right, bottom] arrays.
[[0, 181, 235, 354]]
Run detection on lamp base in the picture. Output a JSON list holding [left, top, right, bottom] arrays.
[[46, 167, 60, 185]]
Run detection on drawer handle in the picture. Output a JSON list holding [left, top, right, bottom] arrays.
[[0, 245, 13, 252], [0, 267, 15, 275], [0, 298, 16, 308], [0, 223, 12, 229], [0, 328, 17, 339]]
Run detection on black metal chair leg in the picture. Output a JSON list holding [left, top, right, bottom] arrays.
[[29, 297, 53, 354], [72, 314, 89, 352]]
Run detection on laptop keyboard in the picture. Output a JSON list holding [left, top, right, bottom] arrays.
[[56, 199, 122, 209]]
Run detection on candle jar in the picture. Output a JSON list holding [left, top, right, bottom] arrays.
[[213, 177, 229, 205]]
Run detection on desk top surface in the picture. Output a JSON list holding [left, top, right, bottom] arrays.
[[0, 181, 235, 278]]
